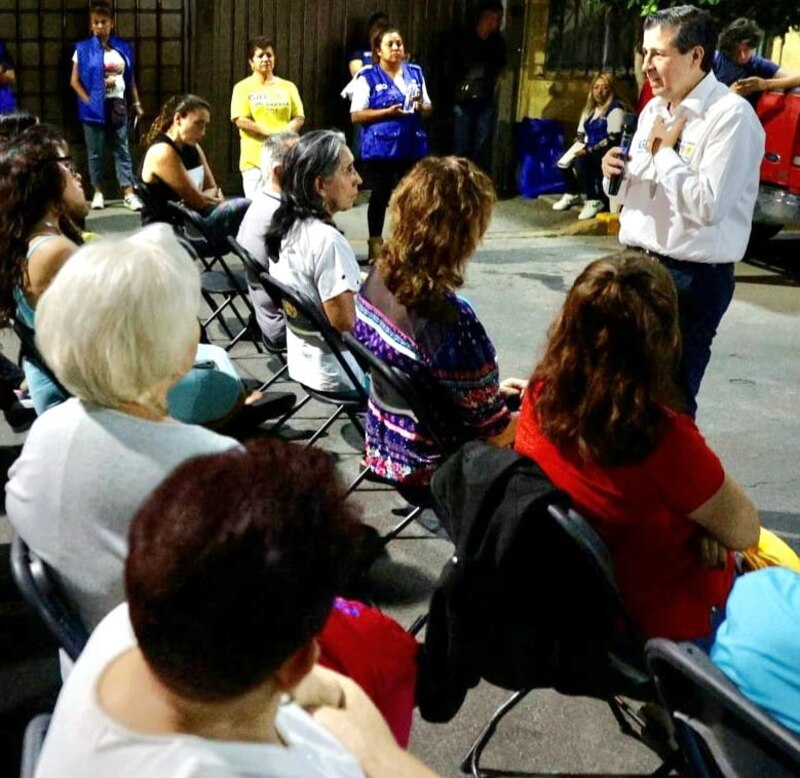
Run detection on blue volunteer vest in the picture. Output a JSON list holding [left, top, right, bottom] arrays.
[[584, 99, 623, 148], [360, 63, 429, 161], [74, 35, 134, 125]]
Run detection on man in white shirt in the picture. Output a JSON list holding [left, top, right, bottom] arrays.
[[602, 5, 764, 416]]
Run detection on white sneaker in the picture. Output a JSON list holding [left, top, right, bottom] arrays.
[[91, 192, 105, 210], [578, 200, 605, 220], [552, 193, 581, 211], [123, 193, 143, 212]]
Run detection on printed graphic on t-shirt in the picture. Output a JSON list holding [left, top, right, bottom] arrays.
[[103, 49, 125, 99], [248, 91, 291, 110]]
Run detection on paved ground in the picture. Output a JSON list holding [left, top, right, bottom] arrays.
[[0, 196, 797, 776]]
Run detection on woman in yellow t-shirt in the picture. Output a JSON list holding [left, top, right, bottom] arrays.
[[230, 36, 305, 197]]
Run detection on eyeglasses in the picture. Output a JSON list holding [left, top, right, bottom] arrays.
[[44, 155, 80, 177]]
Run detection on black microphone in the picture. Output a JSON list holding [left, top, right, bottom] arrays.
[[607, 112, 638, 196]]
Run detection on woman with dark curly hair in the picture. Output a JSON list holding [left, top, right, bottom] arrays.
[[352, 156, 524, 486], [515, 251, 760, 642], [0, 124, 88, 414], [140, 93, 251, 252]]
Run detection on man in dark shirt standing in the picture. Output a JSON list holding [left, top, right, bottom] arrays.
[[450, 0, 506, 170]]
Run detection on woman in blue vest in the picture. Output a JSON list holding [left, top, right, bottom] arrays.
[[553, 73, 624, 221], [69, 0, 144, 212], [350, 27, 432, 261]]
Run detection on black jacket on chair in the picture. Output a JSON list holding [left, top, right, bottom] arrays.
[[417, 441, 642, 723]]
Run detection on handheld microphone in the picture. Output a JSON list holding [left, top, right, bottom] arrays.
[[607, 112, 638, 196]]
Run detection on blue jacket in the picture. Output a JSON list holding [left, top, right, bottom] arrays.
[[74, 35, 134, 125], [360, 63, 428, 161], [0, 40, 16, 113]]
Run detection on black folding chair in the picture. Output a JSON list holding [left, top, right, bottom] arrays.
[[458, 502, 675, 778], [226, 236, 291, 390], [252, 271, 370, 489], [19, 713, 51, 778], [341, 330, 468, 543], [646, 638, 800, 778], [167, 201, 263, 353], [10, 536, 89, 663]]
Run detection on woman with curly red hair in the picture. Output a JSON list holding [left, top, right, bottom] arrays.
[[353, 156, 524, 486], [515, 251, 760, 643]]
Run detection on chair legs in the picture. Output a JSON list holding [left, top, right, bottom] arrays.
[[461, 689, 532, 777]]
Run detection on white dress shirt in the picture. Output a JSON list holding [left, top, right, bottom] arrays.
[[616, 71, 764, 264]]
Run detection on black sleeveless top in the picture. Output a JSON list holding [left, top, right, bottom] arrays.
[[140, 133, 203, 226]]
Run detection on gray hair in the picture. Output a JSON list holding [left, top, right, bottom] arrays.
[[268, 130, 348, 246], [259, 130, 300, 190], [35, 224, 201, 407]]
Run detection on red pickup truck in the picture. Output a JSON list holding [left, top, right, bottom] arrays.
[[753, 89, 800, 241]]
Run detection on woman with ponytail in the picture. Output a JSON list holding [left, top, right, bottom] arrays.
[[140, 94, 250, 251]]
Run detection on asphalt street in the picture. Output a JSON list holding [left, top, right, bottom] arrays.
[[0, 198, 798, 776]]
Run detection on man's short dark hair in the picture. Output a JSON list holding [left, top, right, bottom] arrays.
[[718, 18, 764, 59], [644, 5, 716, 73], [125, 438, 359, 702]]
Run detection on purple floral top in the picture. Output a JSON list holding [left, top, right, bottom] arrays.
[[353, 269, 510, 485]]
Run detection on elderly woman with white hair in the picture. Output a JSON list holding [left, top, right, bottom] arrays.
[[6, 225, 240, 632]]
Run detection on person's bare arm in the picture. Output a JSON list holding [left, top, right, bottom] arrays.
[[312, 669, 440, 778], [69, 61, 90, 104], [485, 413, 518, 448], [26, 238, 78, 305], [348, 58, 365, 78], [735, 71, 800, 95], [129, 78, 144, 118], [0, 65, 14, 87], [142, 144, 214, 210], [196, 145, 221, 200], [687, 474, 760, 551], [322, 290, 356, 333], [351, 104, 404, 125], [288, 116, 305, 133]]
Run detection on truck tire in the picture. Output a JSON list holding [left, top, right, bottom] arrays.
[[747, 223, 782, 255]]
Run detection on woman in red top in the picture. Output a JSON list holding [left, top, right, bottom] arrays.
[[515, 250, 760, 642]]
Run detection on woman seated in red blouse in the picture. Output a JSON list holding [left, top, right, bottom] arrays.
[[515, 250, 760, 642]]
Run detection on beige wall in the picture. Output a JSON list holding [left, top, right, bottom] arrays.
[[771, 29, 800, 72], [516, 0, 637, 135]]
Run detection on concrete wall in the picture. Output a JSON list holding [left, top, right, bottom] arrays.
[[515, 0, 637, 137]]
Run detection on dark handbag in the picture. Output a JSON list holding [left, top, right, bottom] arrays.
[[106, 97, 128, 128]]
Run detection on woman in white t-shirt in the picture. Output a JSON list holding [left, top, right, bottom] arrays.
[[265, 130, 366, 393]]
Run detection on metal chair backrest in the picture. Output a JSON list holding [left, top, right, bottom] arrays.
[[341, 330, 468, 457], [646, 638, 800, 778], [255, 271, 367, 400], [19, 713, 51, 778], [10, 536, 89, 662]]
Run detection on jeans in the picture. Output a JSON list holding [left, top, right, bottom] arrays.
[[666, 260, 735, 417], [82, 121, 134, 191], [453, 99, 496, 169], [565, 153, 607, 205], [198, 198, 252, 255]]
